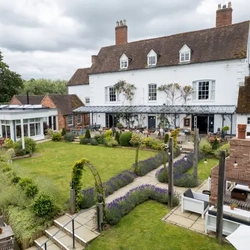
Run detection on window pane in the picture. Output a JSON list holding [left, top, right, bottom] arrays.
[[30, 124, 35, 136], [16, 125, 21, 139], [85, 97, 90, 104], [247, 117, 250, 125], [24, 124, 28, 136], [36, 123, 41, 135], [198, 81, 209, 100], [148, 56, 156, 65], [109, 87, 116, 102], [68, 115, 73, 125], [184, 53, 190, 61], [148, 84, 157, 101]]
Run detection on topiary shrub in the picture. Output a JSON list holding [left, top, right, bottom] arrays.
[[61, 128, 66, 136], [120, 131, 132, 147], [85, 129, 91, 139], [199, 139, 213, 155], [115, 131, 120, 144], [164, 133, 169, 144], [52, 132, 62, 142], [80, 137, 90, 144], [212, 138, 220, 150], [64, 132, 75, 142], [31, 192, 55, 218], [90, 138, 98, 146]]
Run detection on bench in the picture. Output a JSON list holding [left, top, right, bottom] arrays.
[[181, 188, 210, 219], [205, 205, 250, 235]]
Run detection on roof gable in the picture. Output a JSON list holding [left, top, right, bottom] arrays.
[[10, 95, 45, 105], [90, 21, 249, 74], [179, 44, 191, 53]]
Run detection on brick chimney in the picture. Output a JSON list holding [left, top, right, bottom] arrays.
[[91, 55, 97, 64], [216, 2, 233, 27], [115, 20, 128, 45]]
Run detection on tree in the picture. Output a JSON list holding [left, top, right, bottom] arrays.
[[21, 78, 67, 95], [0, 51, 23, 103]]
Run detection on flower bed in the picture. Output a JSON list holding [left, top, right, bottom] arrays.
[[105, 184, 179, 225], [155, 153, 203, 187], [80, 170, 136, 209]]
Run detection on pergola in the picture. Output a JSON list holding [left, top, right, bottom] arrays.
[[74, 105, 236, 134]]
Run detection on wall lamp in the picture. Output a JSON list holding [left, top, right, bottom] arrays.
[[233, 157, 238, 168]]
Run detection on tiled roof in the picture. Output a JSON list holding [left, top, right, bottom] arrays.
[[237, 77, 250, 114], [12, 95, 45, 105], [67, 68, 90, 86], [47, 94, 84, 115], [90, 21, 249, 74]]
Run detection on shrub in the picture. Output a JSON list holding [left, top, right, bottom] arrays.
[[142, 137, 154, 148], [80, 137, 90, 144], [104, 130, 112, 138], [212, 138, 220, 150], [64, 132, 75, 142], [164, 133, 169, 144], [199, 139, 213, 155], [13, 137, 36, 155], [120, 132, 132, 147], [80, 170, 136, 209], [25, 183, 39, 198], [90, 138, 98, 146], [104, 137, 118, 147], [46, 128, 54, 138], [4, 138, 14, 148], [214, 143, 230, 158], [11, 175, 21, 184], [94, 134, 105, 144], [173, 173, 197, 187], [129, 133, 143, 147], [52, 132, 62, 142], [85, 129, 91, 139], [18, 177, 33, 190], [61, 128, 66, 136], [31, 193, 55, 218], [106, 184, 179, 225], [115, 131, 120, 144]]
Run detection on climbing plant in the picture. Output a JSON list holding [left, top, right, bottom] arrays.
[[71, 158, 105, 211], [114, 80, 136, 103]]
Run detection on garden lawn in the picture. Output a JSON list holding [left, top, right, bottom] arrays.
[[86, 201, 234, 250], [13, 141, 156, 205], [188, 158, 219, 182]]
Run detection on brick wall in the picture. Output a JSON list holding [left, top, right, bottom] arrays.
[[9, 96, 22, 105], [216, 8, 232, 27], [210, 137, 250, 204], [115, 24, 128, 45]]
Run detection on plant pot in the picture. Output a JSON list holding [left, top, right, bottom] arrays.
[[0, 227, 2, 234], [230, 206, 235, 210]]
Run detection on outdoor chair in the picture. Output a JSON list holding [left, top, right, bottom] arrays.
[[181, 188, 210, 219]]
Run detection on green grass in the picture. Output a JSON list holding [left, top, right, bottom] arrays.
[[187, 158, 219, 182], [13, 141, 157, 205], [86, 201, 234, 250]]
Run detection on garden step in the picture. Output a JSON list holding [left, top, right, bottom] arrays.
[[45, 226, 83, 250], [54, 211, 99, 246], [25, 246, 37, 250], [34, 235, 61, 250]]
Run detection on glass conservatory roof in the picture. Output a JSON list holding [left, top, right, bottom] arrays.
[[74, 105, 236, 115]]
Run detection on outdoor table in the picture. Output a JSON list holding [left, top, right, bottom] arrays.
[[0, 226, 14, 242]]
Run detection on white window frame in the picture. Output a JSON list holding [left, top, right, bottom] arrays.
[[148, 84, 157, 101], [105, 86, 117, 102], [147, 49, 157, 67], [85, 97, 90, 104], [179, 44, 191, 63], [247, 117, 250, 125], [68, 115, 73, 126], [192, 80, 215, 101], [120, 53, 129, 69]]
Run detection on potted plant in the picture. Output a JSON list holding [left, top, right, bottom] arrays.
[[230, 203, 237, 210], [0, 227, 2, 234]]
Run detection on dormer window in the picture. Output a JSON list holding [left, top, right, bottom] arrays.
[[147, 49, 157, 67], [120, 53, 129, 69], [179, 44, 191, 63]]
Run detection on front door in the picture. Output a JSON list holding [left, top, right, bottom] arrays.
[[148, 116, 156, 130]]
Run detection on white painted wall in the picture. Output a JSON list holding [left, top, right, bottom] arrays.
[[68, 85, 90, 105], [69, 58, 249, 134]]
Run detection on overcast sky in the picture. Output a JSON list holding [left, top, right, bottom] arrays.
[[0, 0, 249, 81]]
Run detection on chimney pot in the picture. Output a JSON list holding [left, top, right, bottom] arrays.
[[216, 2, 233, 27], [91, 55, 97, 64], [115, 19, 128, 45]]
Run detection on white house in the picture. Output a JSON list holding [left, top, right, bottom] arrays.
[[0, 105, 57, 147], [67, 3, 250, 135]]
